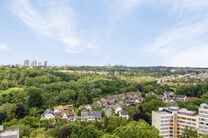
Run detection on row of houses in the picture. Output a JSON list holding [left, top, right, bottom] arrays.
[[114, 104, 129, 119], [157, 73, 208, 85], [41, 104, 103, 121], [96, 91, 143, 107], [147, 91, 194, 104]]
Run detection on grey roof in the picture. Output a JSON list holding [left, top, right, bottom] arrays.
[[81, 111, 88, 117], [81, 111, 102, 119], [200, 103, 208, 109], [42, 109, 54, 116], [164, 91, 172, 95], [120, 111, 128, 115], [177, 95, 186, 98], [146, 91, 154, 95]]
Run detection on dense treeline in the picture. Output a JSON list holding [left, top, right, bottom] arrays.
[[176, 83, 208, 97]]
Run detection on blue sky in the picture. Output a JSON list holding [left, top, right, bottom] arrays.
[[0, 0, 208, 67]]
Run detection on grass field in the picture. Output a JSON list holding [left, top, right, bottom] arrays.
[[0, 87, 24, 96], [119, 75, 155, 83]]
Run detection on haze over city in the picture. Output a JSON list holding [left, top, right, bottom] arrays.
[[0, 0, 208, 67]]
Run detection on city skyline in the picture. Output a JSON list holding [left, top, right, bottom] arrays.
[[0, 0, 208, 67]]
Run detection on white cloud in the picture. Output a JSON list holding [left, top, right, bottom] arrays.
[[0, 43, 7, 51], [139, 0, 208, 67], [167, 45, 208, 67], [104, 0, 147, 20], [171, 0, 208, 12], [146, 18, 208, 55], [144, 17, 208, 66], [11, 0, 96, 54]]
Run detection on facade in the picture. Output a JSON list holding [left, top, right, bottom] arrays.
[[23, 60, 29, 67], [79, 105, 92, 111], [176, 95, 187, 101], [199, 103, 208, 134], [146, 91, 154, 96], [81, 111, 102, 121], [152, 106, 198, 138], [119, 111, 129, 119], [31, 60, 37, 67], [0, 126, 19, 138], [38, 62, 42, 67], [40, 109, 55, 120], [44, 61, 48, 68], [114, 104, 123, 114]]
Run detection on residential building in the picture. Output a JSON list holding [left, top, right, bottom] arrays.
[[164, 92, 174, 98], [135, 98, 143, 104], [68, 112, 77, 121], [38, 62, 42, 67], [152, 110, 173, 138], [54, 105, 74, 113], [176, 95, 187, 101], [81, 111, 102, 121], [32, 60, 37, 67], [0, 126, 19, 138], [199, 103, 208, 134], [79, 105, 92, 111], [23, 60, 29, 67], [152, 106, 198, 138], [53, 111, 76, 121], [120, 99, 134, 106], [40, 109, 55, 120], [146, 91, 154, 96], [119, 111, 129, 119], [44, 61, 48, 68], [114, 104, 123, 114]]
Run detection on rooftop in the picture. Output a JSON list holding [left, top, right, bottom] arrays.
[[200, 103, 208, 109]]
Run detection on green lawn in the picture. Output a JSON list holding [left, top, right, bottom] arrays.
[[119, 75, 155, 83], [0, 87, 24, 96]]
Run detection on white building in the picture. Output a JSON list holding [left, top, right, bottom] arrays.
[[40, 109, 55, 120], [114, 104, 123, 114], [119, 111, 129, 119], [199, 103, 208, 134], [0, 126, 19, 138], [152, 107, 199, 138]]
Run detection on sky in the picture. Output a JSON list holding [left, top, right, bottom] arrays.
[[0, 0, 208, 67]]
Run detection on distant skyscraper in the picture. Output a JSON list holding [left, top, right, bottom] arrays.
[[44, 61, 48, 68], [30, 61, 33, 67], [24, 60, 29, 67], [32, 60, 37, 67], [38, 62, 42, 67]]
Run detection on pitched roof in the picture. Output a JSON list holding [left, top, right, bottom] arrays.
[[177, 95, 186, 98], [79, 105, 91, 109], [88, 111, 102, 119], [54, 105, 74, 110], [81, 111, 102, 119], [114, 104, 122, 109], [41, 109, 54, 117], [54, 105, 65, 110], [120, 111, 128, 115]]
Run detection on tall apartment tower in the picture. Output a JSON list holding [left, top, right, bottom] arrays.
[[199, 103, 208, 134], [23, 60, 29, 67], [152, 107, 198, 138], [38, 62, 42, 67], [32, 60, 37, 67], [44, 61, 48, 68]]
